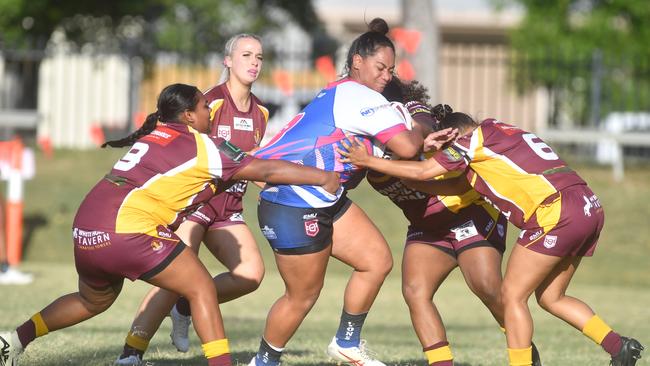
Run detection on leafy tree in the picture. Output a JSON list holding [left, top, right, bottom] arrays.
[[0, 0, 325, 59], [495, 0, 650, 125]]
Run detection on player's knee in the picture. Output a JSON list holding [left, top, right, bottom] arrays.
[[401, 281, 431, 306], [231, 264, 265, 293], [535, 291, 560, 312], [471, 278, 501, 305], [374, 254, 393, 278], [500, 282, 527, 305]]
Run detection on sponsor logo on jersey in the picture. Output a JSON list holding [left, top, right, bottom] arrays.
[[229, 212, 244, 222], [583, 194, 602, 216], [485, 219, 495, 233], [217, 125, 231, 141], [190, 209, 211, 224], [360, 103, 391, 117], [543, 235, 557, 249], [261, 225, 277, 240], [73, 228, 112, 249], [234, 117, 254, 131], [304, 219, 319, 237], [218, 140, 246, 162], [157, 230, 173, 239], [302, 213, 317, 220], [452, 220, 478, 241], [443, 147, 463, 162], [226, 180, 248, 193], [151, 240, 164, 252], [141, 126, 181, 146], [497, 223, 505, 237], [529, 230, 543, 241]]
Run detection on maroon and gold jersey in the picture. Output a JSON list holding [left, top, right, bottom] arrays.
[[203, 83, 268, 200], [433, 118, 586, 227], [74, 122, 253, 237], [367, 168, 491, 227]]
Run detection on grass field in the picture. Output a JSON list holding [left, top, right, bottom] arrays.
[[1, 148, 649, 365]]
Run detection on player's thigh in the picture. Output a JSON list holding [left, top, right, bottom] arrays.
[[402, 242, 457, 294], [145, 246, 213, 299], [174, 220, 207, 253], [274, 246, 331, 296], [331, 202, 391, 271], [457, 245, 503, 293], [204, 224, 264, 274], [503, 244, 563, 300]]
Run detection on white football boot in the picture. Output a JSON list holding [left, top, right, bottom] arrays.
[[0, 331, 22, 366], [113, 354, 142, 366], [169, 305, 191, 352], [327, 337, 386, 366]]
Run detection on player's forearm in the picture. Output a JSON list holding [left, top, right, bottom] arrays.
[[362, 156, 441, 181]]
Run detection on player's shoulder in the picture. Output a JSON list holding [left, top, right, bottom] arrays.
[[204, 84, 226, 102]]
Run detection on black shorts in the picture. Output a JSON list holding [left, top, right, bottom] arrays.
[[257, 195, 352, 255]]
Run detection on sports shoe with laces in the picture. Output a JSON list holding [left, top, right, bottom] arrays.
[[611, 337, 644, 366], [0, 332, 21, 366], [114, 354, 142, 366], [327, 337, 386, 366], [0, 268, 33, 285], [170, 305, 191, 352]]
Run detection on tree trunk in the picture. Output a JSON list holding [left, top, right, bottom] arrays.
[[401, 0, 439, 102]]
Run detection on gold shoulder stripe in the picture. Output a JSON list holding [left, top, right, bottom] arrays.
[[209, 99, 224, 121], [257, 105, 270, 123]]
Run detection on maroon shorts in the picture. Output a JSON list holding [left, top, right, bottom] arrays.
[[406, 203, 507, 257], [73, 225, 185, 289], [185, 192, 245, 231], [517, 185, 605, 257]]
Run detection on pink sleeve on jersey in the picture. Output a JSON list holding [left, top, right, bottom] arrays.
[[374, 123, 408, 144]]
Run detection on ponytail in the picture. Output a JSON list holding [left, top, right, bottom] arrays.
[[102, 112, 158, 148], [102, 83, 200, 148]]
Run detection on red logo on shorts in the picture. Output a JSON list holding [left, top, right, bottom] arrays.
[[304, 219, 319, 237]]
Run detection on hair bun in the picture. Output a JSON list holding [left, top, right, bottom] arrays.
[[432, 104, 453, 122], [368, 18, 389, 35]]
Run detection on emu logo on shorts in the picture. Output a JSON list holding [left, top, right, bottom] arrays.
[[543, 235, 557, 249], [304, 219, 319, 237], [151, 240, 164, 252]]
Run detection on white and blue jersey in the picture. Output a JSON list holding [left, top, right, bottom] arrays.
[[255, 79, 409, 208]]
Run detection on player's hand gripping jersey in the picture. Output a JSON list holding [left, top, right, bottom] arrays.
[[255, 79, 409, 208], [433, 119, 586, 227], [74, 123, 253, 236]]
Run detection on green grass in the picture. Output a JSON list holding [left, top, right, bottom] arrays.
[[1, 149, 649, 365]]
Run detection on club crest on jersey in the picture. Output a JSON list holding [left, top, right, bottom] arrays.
[[254, 128, 261, 144], [234, 117, 254, 131], [217, 125, 231, 140], [151, 240, 164, 252], [304, 219, 319, 237], [443, 147, 462, 162], [543, 235, 557, 249]]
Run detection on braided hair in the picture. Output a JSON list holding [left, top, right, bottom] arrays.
[[343, 18, 395, 76], [102, 84, 200, 148]]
